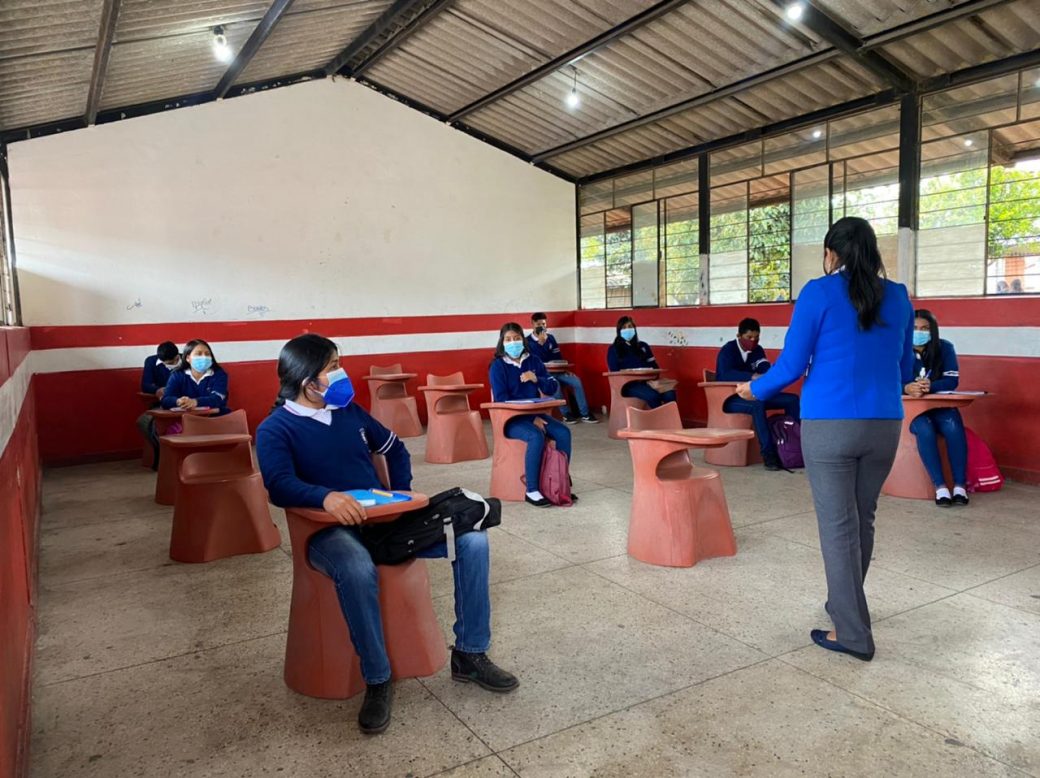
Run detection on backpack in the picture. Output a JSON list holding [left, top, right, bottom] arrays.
[[539, 442, 573, 506], [768, 415, 804, 469], [358, 487, 501, 565], [966, 428, 1004, 493]]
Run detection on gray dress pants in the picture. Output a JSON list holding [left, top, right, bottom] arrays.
[[801, 419, 901, 654]]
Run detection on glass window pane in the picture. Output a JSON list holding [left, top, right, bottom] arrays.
[[1020, 68, 1040, 122], [710, 140, 763, 187], [709, 182, 748, 304], [922, 74, 1018, 141], [654, 157, 698, 199], [580, 213, 606, 309], [748, 175, 791, 302], [613, 170, 654, 208], [663, 193, 700, 306], [579, 179, 613, 215], [988, 121, 1040, 295], [765, 127, 826, 175], [828, 104, 900, 161], [605, 208, 633, 309], [792, 164, 829, 298], [631, 202, 659, 307]]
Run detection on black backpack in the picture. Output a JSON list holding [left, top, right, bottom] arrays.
[[358, 487, 501, 565]]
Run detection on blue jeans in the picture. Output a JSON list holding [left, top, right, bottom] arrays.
[[308, 526, 491, 684], [622, 381, 676, 409], [554, 373, 589, 417], [505, 415, 571, 492], [909, 408, 968, 487], [723, 392, 801, 456]]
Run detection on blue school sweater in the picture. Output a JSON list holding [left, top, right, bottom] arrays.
[[140, 355, 174, 394], [912, 339, 960, 392], [256, 404, 412, 509], [160, 369, 230, 412], [607, 341, 659, 371], [526, 333, 564, 364], [715, 340, 771, 381], [750, 272, 916, 419], [489, 354, 558, 401]]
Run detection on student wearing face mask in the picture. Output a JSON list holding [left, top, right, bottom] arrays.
[[136, 341, 181, 469], [904, 309, 969, 507], [489, 323, 574, 507], [257, 334, 517, 735], [606, 316, 676, 408], [160, 339, 230, 415], [526, 312, 598, 424]]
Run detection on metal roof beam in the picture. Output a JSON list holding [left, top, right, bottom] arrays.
[[348, 0, 455, 78], [325, 0, 430, 76], [859, 0, 1015, 50], [213, 0, 297, 99], [85, 0, 122, 125], [446, 0, 689, 123]]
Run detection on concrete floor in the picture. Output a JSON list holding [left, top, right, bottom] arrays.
[[30, 423, 1040, 777]]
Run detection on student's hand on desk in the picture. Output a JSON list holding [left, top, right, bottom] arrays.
[[904, 382, 926, 398], [323, 492, 367, 525], [176, 397, 198, 410], [736, 382, 755, 401], [916, 378, 931, 393], [156, 388, 165, 399], [520, 371, 538, 383]]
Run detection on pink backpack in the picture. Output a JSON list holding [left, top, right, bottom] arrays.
[[966, 428, 1003, 493], [539, 442, 573, 507]]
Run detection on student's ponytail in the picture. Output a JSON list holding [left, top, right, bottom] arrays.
[[824, 217, 886, 330]]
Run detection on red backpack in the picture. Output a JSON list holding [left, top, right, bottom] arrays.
[[966, 428, 1004, 493], [539, 442, 573, 506]]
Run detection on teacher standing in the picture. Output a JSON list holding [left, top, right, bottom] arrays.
[[736, 217, 915, 661]]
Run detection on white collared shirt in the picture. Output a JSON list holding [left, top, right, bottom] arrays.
[[188, 369, 214, 386], [284, 399, 334, 426], [502, 352, 528, 368]]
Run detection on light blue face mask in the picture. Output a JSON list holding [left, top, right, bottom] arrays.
[[504, 341, 525, 359], [912, 330, 931, 347], [620, 327, 636, 342], [190, 355, 213, 372]]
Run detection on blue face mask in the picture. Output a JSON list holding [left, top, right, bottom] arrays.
[[620, 327, 636, 342], [504, 341, 525, 359], [319, 368, 354, 409], [912, 330, 931, 347], [190, 355, 213, 373]]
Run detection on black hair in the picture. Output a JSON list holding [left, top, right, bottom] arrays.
[[157, 341, 179, 362], [913, 309, 944, 378], [613, 315, 640, 352], [737, 318, 761, 335], [177, 339, 223, 373], [493, 322, 525, 361], [824, 216, 887, 330], [531, 312, 547, 322], [275, 333, 338, 406]]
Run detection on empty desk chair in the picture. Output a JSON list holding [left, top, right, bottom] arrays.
[[602, 368, 660, 439], [282, 493, 446, 699], [620, 403, 753, 568], [150, 407, 219, 504], [481, 398, 567, 501], [418, 372, 489, 464], [182, 408, 254, 469], [364, 364, 423, 438], [698, 369, 760, 467]]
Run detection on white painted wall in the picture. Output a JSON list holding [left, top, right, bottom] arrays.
[[8, 79, 576, 326]]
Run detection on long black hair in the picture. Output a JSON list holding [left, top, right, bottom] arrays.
[[177, 338, 223, 373], [613, 315, 639, 352], [914, 308, 944, 377], [493, 322, 525, 362], [275, 333, 338, 406], [824, 217, 886, 330]]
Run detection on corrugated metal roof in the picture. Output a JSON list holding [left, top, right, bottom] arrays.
[[0, 50, 93, 129], [814, 0, 968, 38], [114, 0, 270, 43], [234, 2, 393, 84], [0, 0, 104, 60]]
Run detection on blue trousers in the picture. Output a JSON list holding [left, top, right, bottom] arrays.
[[504, 415, 572, 492], [554, 372, 589, 416], [723, 392, 801, 456], [622, 381, 676, 409], [909, 407, 968, 487], [308, 526, 491, 684]]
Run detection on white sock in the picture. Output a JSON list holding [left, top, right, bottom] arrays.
[[953, 486, 968, 498], [936, 487, 951, 500], [526, 490, 545, 501]]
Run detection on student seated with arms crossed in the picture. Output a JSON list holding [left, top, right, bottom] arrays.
[[716, 317, 800, 471], [491, 323, 575, 507], [257, 334, 517, 735], [525, 312, 598, 424], [136, 340, 180, 468], [160, 339, 230, 415], [606, 316, 676, 408]]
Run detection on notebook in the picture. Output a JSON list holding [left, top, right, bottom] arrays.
[[343, 489, 413, 507]]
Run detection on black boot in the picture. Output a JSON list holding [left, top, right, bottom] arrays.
[[451, 650, 519, 693], [358, 680, 393, 734], [763, 451, 782, 471]]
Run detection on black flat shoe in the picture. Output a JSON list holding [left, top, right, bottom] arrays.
[[952, 492, 969, 506], [569, 492, 579, 502], [451, 650, 519, 693], [810, 629, 874, 662], [935, 495, 952, 507], [525, 495, 551, 507], [358, 681, 393, 734], [562, 415, 580, 425]]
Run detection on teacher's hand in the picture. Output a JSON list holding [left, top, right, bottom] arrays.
[[736, 382, 755, 401]]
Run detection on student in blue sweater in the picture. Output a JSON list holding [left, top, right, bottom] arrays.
[[715, 317, 800, 470], [136, 341, 181, 469], [905, 309, 969, 507], [526, 312, 597, 424], [490, 322, 574, 507], [160, 339, 230, 414], [606, 316, 676, 408], [737, 217, 915, 662], [256, 334, 517, 735]]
